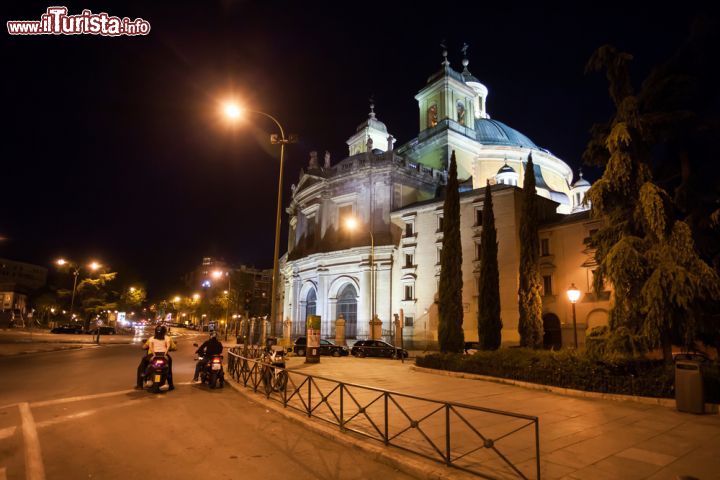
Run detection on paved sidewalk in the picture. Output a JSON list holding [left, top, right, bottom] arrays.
[[259, 356, 720, 480]]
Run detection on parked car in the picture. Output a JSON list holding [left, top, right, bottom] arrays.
[[87, 326, 117, 335], [292, 337, 350, 357], [351, 340, 408, 358], [50, 324, 84, 334]]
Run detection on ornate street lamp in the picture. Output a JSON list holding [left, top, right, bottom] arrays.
[[566, 283, 581, 349], [344, 215, 377, 340]]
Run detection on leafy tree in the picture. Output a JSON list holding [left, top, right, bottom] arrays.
[[119, 286, 146, 311], [478, 181, 502, 349], [75, 272, 118, 325], [584, 45, 720, 362], [438, 151, 465, 353], [518, 153, 543, 348]]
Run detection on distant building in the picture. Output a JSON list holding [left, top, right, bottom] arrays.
[[184, 257, 272, 318], [0, 258, 48, 325]]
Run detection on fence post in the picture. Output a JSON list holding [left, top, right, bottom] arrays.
[[445, 404, 451, 465], [535, 419, 541, 480], [384, 392, 389, 445], [340, 383, 344, 431], [307, 377, 312, 417]]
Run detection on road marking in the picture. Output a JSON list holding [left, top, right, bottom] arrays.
[[35, 399, 147, 429], [0, 403, 18, 411], [0, 426, 17, 440], [30, 389, 136, 408], [18, 403, 45, 480]]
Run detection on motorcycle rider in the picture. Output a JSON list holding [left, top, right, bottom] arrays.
[[192, 332, 223, 382], [136, 325, 176, 390]]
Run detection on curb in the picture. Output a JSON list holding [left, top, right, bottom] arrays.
[[411, 365, 720, 415], [224, 376, 477, 480], [0, 344, 102, 357]]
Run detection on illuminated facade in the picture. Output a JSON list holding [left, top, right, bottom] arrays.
[[280, 51, 603, 347]]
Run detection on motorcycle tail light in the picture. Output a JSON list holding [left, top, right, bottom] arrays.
[[212, 358, 222, 363]]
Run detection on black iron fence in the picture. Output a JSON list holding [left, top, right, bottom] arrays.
[[227, 348, 541, 479]]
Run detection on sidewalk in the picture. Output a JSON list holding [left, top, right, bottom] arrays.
[[235, 354, 720, 480]]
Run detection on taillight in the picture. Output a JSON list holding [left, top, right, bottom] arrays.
[[154, 360, 165, 365], [212, 358, 222, 364]]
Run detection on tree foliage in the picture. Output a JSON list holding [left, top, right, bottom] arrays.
[[518, 153, 543, 348], [478, 181, 502, 349], [584, 44, 720, 361], [438, 151, 465, 353], [76, 272, 118, 320]]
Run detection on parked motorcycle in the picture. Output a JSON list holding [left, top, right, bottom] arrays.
[[144, 352, 170, 393]]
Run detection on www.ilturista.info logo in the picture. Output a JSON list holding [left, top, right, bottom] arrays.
[[7, 6, 151, 36]]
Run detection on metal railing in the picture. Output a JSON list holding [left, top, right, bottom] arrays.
[[228, 348, 540, 479]]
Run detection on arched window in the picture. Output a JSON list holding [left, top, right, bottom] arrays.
[[337, 284, 358, 339], [306, 289, 316, 319], [457, 101, 466, 126]]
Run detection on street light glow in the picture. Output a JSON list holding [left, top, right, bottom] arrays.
[[56, 258, 67, 266], [129, 286, 136, 292], [173, 296, 181, 303], [89, 261, 101, 271], [223, 102, 243, 121], [566, 284, 581, 303], [192, 293, 200, 300], [344, 216, 358, 231]]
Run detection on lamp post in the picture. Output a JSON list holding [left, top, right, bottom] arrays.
[[221, 101, 297, 339], [566, 283, 581, 349], [344, 216, 376, 340], [55, 258, 101, 320]]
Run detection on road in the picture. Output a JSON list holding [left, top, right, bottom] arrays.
[[0, 330, 413, 480]]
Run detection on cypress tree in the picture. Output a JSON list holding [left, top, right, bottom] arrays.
[[518, 153, 544, 348], [478, 181, 502, 350], [438, 151, 465, 353]]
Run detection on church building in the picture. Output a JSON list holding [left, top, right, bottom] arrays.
[[279, 48, 609, 349]]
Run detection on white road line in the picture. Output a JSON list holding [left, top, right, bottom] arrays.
[[35, 399, 147, 429], [18, 403, 45, 480], [0, 426, 17, 440], [30, 389, 136, 408], [0, 403, 18, 411]]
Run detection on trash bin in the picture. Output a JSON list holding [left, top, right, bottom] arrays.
[[675, 355, 704, 414]]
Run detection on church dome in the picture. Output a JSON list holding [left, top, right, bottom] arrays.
[[497, 163, 516, 174], [572, 176, 591, 188], [475, 118, 539, 149]]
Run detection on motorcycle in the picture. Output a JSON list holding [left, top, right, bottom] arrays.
[[144, 352, 170, 393], [194, 344, 225, 389]]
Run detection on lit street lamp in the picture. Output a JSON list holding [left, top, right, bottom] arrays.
[[566, 283, 581, 349], [221, 100, 297, 338], [344, 215, 377, 340], [55, 258, 101, 318], [213, 270, 232, 340]]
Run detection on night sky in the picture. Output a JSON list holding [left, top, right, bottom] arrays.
[[2, 1, 715, 298]]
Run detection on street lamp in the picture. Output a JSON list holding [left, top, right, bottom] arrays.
[[55, 258, 102, 319], [566, 283, 581, 349], [344, 215, 377, 340], [221, 100, 297, 338]]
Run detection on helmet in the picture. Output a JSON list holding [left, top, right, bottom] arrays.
[[154, 325, 167, 339]]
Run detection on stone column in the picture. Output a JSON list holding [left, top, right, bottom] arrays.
[[370, 315, 383, 341], [335, 314, 346, 346], [281, 316, 292, 346], [394, 313, 402, 347], [260, 318, 268, 347]]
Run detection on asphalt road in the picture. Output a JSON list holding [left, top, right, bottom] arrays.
[[0, 331, 413, 480]]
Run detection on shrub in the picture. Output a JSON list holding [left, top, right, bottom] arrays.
[[416, 348, 720, 402]]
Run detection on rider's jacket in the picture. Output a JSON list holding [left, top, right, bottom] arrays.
[[196, 339, 223, 357]]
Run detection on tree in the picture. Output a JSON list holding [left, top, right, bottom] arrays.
[[75, 272, 118, 326], [119, 286, 146, 311], [518, 153, 544, 348], [438, 151, 465, 353], [478, 181, 502, 349], [584, 45, 720, 362]]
